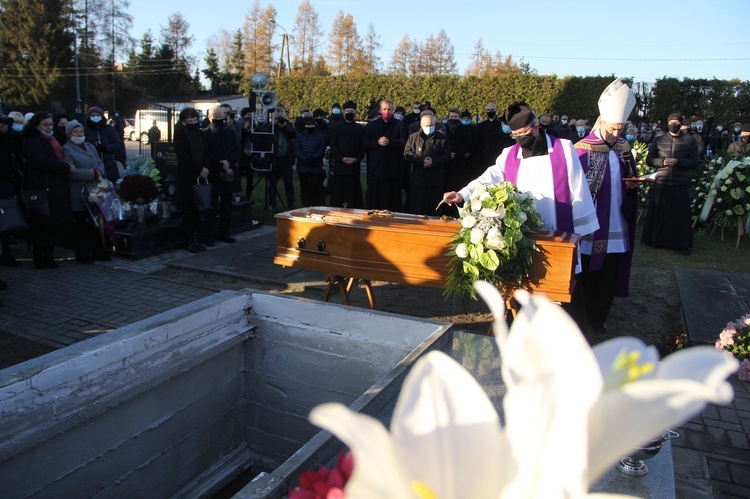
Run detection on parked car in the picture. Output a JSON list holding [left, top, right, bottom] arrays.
[[123, 119, 136, 141]]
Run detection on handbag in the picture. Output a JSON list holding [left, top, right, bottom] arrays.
[[21, 189, 50, 217], [192, 177, 212, 212], [0, 197, 29, 235]]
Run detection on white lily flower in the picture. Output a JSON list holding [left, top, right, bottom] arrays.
[[476, 281, 738, 489], [310, 350, 509, 499], [306, 282, 736, 499], [471, 196, 483, 212]]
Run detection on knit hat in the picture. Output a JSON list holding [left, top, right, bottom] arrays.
[[343, 100, 357, 111], [460, 110, 472, 119], [313, 108, 326, 118], [65, 119, 83, 137], [88, 106, 104, 116], [668, 112, 683, 123], [597, 78, 636, 123]]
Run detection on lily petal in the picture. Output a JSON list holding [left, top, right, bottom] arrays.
[[310, 403, 412, 499], [392, 350, 509, 499]]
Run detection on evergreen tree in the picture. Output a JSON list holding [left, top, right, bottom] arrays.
[[0, 0, 75, 107], [292, 0, 323, 75], [160, 11, 195, 69]]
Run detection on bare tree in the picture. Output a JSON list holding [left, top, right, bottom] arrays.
[[243, 1, 277, 78], [292, 0, 323, 74], [388, 34, 411, 75], [327, 11, 363, 75], [362, 23, 382, 74], [161, 11, 195, 69]]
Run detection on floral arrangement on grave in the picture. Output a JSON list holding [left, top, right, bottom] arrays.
[[445, 182, 543, 304], [632, 140, 651, 208], [123, 155, 161, 186], [715, 313, 750, 381], [291, 282, 737, 498], [696, 154, 750, 232], [117, 173, 159, 205]]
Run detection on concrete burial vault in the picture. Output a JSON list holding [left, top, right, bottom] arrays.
[[0, 290, 451, 498]]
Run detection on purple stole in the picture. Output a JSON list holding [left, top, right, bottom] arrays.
[[576, 133, 638, 296], [504, 135, 574, 233]]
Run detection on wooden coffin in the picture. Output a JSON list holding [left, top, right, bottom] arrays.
[[274, 207, 581, 303]]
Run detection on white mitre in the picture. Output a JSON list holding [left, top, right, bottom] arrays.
[[598, 78, 636, 123]]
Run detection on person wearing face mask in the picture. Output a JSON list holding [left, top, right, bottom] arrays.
[[174, 107, 211, 253], [641, 112, 700, 256], [363, 99, 408, 211], [8, 112, 24, 134], [312, 108, 332, 147], [554, 114, 576, 141], [83, 106, 124, 181], [539, 114, 557, 138], [294, 108, 312, 133], [473, 102, 507, 178], [203, 105, 241, 245], [393, 106, 406, 122], [61, 120, 109, 263], [573, 119, 588, 144], [53, 114, 70, 146], [294, 116, 327, 207], [329, 100, 365, 209], [710, 123, 728, 153], [443, 101, 598, 267], [403, 101, 422, 128], [727, 124, 750, 157], [443, 108, 472, 211], [574, 79, 640, 334], [681, 117, 705, 157], [22, 112, 77, 269], [404, 113, 451, 216], [329, 103, 343, 126]]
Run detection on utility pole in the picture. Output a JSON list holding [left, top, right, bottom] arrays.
[[111, 0, 116, 112], [270, 20, 291, 78]]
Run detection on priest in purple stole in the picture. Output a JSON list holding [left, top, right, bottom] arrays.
[[574, 79, 639, 335], [443, 102, 598, 327]]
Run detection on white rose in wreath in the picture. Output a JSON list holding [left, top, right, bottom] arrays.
[[461, 215, 477, 228], [470, 228, 485, 245], [486, 227, 505, 250], [455, 243, 469, 259]]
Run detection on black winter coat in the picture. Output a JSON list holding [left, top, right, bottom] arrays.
[[363, 117, 407, 182], [330, 121, 365, 176], [174, 124, 211, 211], [293, 130, 326, 174], [84, 119, 125, 180], [647, 132, 700, 186], [22, 132, 73, 223], [203, 123, 241, 194]]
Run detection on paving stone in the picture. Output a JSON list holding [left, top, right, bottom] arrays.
[[704, 417, 744, 432], [707, 458, 731, 481]]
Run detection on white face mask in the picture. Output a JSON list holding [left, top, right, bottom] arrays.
[[576, 126, 586, 134], [70, 135, 85, 145]]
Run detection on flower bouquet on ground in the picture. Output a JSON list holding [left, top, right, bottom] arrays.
[[696, 155, 750, 240], [445, 182, 543, 305], [83, 178, 122, 224], [123, 155, 161, 187], [117, 173, 159, 205], [715, 314, 750, 381]]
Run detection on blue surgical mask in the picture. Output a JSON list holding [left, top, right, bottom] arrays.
[[560, 119, 568, 125], [332, 108, 341, 115], [501, 124, 511, 134], [90, 115, 102, 123], [441, 119, 447, 124], [394, 113, 404, 121], [576, 126, 586, 134], [422, 126, 435, 135], [696, 125, 703, 132], [461, 119, 471, 126], [12, 124, 22, 132], [626, 134, 635, 141]]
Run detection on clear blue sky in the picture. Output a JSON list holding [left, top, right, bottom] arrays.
[[128, 0, 750, 82]]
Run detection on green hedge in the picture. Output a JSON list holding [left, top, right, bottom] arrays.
[[260, 74, 623, 121]]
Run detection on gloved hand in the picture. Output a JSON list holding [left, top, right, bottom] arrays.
[[96, 142, 107, 153]]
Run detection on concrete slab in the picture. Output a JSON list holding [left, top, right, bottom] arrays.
[[675, 267, 749, 344], [166, 226, 328, 288]]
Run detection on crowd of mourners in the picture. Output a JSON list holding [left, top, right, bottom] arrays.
[[2, 91, 748, 315]]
